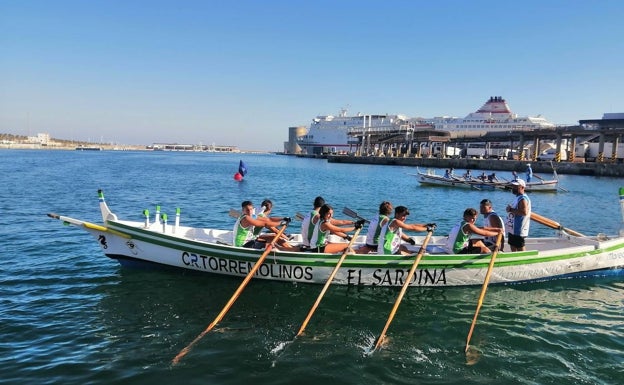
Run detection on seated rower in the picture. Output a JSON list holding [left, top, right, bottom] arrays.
[[300, 196, 325, 250], [253, 199, 299, 251], [356, 201, 392, 254], [378, 205, 435, 255], [308, 204, 362, 253], [446, 208, 503, 254], [233, 200, 292, 250]]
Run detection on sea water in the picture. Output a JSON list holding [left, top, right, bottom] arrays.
[[1, 150, 623, 385]]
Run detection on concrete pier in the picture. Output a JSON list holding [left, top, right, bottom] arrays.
[[325, 155, 624, 177]]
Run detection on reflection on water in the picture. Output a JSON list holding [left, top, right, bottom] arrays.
[[88, 267, 624, 384]]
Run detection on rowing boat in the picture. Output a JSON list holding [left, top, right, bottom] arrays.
[[414, 168, 560, 192], [47, 190, 624, 287]]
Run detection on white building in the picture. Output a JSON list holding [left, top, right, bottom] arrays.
[[27, 133, 51, 145]]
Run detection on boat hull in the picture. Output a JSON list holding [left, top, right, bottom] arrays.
[[48, 190, 624, 287], [80, 218, 624, 287]]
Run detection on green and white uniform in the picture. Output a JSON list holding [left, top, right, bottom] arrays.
[[309, 218, 329, 249], [446, 221, 469, 254], [233, 215, 255, 247], [252, 212, 267, 237], [301, 209, 318, 247], [365, 215, 389, 248], [378, 219, 402, 255]]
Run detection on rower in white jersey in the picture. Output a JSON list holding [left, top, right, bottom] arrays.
[[355, 201, 392, 254], [479, 198, 505, 251], [300, 196, 325, 249]]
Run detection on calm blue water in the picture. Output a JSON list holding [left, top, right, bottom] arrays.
[[1, 150, 623, 385]]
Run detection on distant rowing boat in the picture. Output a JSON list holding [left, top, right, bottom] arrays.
[[414, 168, 560, 192], [75, 145, 102, 151]]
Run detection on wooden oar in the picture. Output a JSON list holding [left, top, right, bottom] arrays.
[[372, 230, 434, 352], [530, 212, 584, 237], [465, 233, 503, 353], [296, 226, 363, 337], [171, 222, 290, 366]]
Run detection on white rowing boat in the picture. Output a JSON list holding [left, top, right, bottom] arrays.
[[414, 168, 560, 192], [47, 190, 624, 287]]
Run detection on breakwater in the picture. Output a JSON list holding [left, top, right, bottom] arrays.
[[323, 154, 624, 177]]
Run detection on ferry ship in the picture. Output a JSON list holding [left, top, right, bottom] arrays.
[[296, 108, 412, 155], [426, 96, 556, 133], [294, 98, 556, 154]]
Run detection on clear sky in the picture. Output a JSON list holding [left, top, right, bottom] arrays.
[[1, 0, 623, 151]]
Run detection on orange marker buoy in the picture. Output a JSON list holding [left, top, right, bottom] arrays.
[[233, 172, 243, 181]]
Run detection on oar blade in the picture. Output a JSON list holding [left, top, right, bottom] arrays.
[[342, 207, 370, 223], [172, 223, 290, 365], [342, 207, 359, 219], [296, 227, 362, 337], [371, 230, 434, 353]]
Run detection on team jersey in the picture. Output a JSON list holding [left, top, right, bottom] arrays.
[[233, 215, 255, 247], [309, 218, 329, 248], [300, 209, 318, 247], [446, 220, 470, 254], [378, 219, 402, 254], [483, 211, 505, 245], [365, 214, 389, 246], [507, 194, 531, 237]]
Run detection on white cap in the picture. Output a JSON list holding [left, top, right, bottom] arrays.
[[511, 179, 526, 187]]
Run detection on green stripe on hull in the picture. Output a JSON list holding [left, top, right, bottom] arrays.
[[106, 220, 624, 271]]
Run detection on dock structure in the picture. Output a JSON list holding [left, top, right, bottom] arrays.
[[347, 123, 457, 158], [346, 116, 624, 164], [329, 113, 624, 176], [578, 115, 624, 162]]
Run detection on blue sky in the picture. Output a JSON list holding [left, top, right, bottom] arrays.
[[1, 0, 623, 151]]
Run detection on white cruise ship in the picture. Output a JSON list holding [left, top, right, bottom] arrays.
[[426, 96, 556, 133], [296, 108, 411, 155]]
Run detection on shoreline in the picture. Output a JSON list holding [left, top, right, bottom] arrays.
[[0, 143, 269, 153], [5, 144, 624, 176]]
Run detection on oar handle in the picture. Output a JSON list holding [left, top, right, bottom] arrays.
[[531, 212, 584, 237]]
